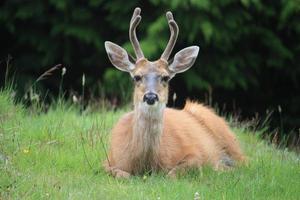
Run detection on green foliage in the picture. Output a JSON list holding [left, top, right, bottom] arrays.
[[1, 0, 300, 134], [103, 68, 133, 102], [1, 0, 299, 92]]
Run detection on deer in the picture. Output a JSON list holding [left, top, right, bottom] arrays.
[[103, 7, 246, 178]]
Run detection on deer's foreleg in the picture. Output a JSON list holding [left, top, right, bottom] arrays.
[[167, 154, 203, 178], [103, 160, 131, 178]]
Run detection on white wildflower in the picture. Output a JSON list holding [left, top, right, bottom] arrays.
[[72, 95, 78, 103], [278, 105, 282, 113], [173, 93, 177, 102], [61, 67, 66, 76], [194, 192, 200, 200], [82, 74, 85, 87]]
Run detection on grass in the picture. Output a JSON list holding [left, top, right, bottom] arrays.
[[0, 89, 299, 200]]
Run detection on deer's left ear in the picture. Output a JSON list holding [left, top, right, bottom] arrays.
[[169, 46, 199, 74]]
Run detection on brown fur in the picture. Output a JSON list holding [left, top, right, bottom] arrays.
[[104, 101, 245, 178]]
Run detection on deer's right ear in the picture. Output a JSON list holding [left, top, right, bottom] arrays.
[[104, 41, 135, 72]]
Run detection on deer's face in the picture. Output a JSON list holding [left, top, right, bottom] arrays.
[[104, 8, 199, 107], [132, 59, 170, 106]]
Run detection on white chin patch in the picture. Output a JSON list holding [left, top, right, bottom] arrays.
[[138, 102, 165, 114], [144, 101, 158, 107]]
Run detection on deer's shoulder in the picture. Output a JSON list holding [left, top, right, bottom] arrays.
[[112, 111, 134, 135]]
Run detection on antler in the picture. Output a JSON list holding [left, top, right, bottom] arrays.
[[160, 11, 179, 61], [129, 7, 144, 61]]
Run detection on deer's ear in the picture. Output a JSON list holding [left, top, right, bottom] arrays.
[[169, 46, 199, 74], [104, 41, 135, 72]]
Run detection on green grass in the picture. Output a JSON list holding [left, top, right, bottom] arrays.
[[0, 90, 299, 200]]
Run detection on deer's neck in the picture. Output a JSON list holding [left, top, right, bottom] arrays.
[[130, 103, 165, 173]]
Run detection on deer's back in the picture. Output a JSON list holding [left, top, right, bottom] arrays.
[[159, 108, 223, 168]]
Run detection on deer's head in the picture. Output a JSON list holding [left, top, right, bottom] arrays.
[[105, 8, 199, 107]]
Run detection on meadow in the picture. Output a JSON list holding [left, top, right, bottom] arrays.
[[0, 89, 299, 200]]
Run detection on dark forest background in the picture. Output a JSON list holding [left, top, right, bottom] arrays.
[[0, 0, 299, 147]]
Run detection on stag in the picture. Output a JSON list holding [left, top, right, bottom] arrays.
[[104, 7, 245, 178]]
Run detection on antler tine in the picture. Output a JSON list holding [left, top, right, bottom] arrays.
[[130, 7, 140, 23], [129, 7, 144, 60], [161, 11, 179, 61]]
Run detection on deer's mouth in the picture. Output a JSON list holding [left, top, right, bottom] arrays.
[[138, 101, 165, 115]]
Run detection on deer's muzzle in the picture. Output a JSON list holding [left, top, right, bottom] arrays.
[[143, 92, 159, 105]]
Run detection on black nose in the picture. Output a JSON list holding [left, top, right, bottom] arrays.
[[143, 92, 159, 105]]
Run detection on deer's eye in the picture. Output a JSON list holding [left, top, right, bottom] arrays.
[[133, 75, 142, 82], [161, 76, 170, 82]]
